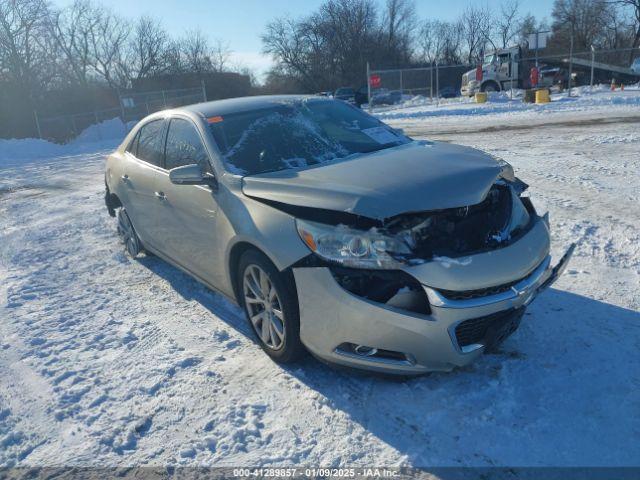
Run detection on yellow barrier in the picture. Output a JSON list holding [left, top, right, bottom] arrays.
[[475, 92, 487, 103], [535, 89, 550, 104]]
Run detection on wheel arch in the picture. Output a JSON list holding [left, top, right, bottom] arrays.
[[481, 80, 501, 92], [105, 183, 123, 217], [228, 241, 297, 305]]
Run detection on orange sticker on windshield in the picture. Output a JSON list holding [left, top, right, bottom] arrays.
[[207, 116, 223, 123]]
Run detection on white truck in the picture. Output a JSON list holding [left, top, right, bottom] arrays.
[[461, 46, 551, 96], [461, 45, 640, 96]]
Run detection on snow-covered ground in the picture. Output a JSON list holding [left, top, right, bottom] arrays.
[[1, 90, 639, 468], [377, 84, 640, 135]]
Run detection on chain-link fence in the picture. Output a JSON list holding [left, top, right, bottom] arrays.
[[367, 46, 640, 111], [34, 85, 206, 143]]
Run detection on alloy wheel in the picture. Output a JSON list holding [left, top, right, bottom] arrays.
[[243, 265, 285, 350], [117, 210, 139, 257]]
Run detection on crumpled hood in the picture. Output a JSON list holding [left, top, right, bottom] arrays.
[[241, 141, 504, 220]]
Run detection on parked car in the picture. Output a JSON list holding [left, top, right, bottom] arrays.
[[438, 86, 459, 98], [105, 95, 574, 375], [333, 87, 356, 104], [354, 86, 369, 107], [371, 89, 403, 106]]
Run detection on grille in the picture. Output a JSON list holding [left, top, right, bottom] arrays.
[[455, 308, 525, 348], [439, 278, 521, 301]]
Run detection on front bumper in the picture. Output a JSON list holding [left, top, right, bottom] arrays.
[[293, 228, 575, 375], [461, 80, 479, 96]]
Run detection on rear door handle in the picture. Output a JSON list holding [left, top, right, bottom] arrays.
[[154, 191, 167, 201], [121, 174, 129, 182]]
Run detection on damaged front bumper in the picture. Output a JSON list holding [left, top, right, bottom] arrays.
[[293, 218, 575, 375]]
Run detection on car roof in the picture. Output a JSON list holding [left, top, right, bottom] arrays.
[[179, 95, 316, 118]]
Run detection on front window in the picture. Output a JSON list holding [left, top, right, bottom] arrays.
[[208, 99, 410, 175], [483, 53, 496, 66], [165, 118, 211, 172]]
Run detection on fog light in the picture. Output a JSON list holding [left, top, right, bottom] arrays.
[[354, 345, 378, 357]]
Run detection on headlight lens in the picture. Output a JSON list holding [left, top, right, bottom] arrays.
[[296, 219, 411, 269]]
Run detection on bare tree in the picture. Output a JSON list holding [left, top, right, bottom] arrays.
[[49, 0, 101, 86], [163, 38, 184, 74], [496, 0, 521, 47], [0, 0, 56, 92], [88, 6, 129, 87], [518, 13, 538, 45], [419, 19, 463, 64], [262, 17, 318, 89], [119, 15, 168, 84], [382, 0, 417, 64], [460, 4, 493, 63], [180, 30, 211, 73], [551, 0, 609, 49], [611, 0, 640, 54], [263, 0, 384, 91], [210, 38, 231, 72]]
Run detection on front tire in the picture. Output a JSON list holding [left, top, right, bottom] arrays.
[[481, 82, 499, 93], [237, 250, 304, 363]]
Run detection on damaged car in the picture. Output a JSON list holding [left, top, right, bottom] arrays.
[[104, 95, 574, 375]]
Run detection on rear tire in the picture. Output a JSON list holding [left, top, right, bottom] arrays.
[[237, 250, 304, 363], [117, 208, 142, 258]]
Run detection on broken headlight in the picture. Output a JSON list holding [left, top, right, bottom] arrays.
[[296, 219, 411, 269], [509, 190, 531, 233]]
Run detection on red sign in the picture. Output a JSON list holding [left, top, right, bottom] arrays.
[[530, 66, 539, 88], [476, 65, 483, 82], [369, 74, 381, 88]]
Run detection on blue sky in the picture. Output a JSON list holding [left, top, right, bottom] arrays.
[[52, 0, 554, 77]]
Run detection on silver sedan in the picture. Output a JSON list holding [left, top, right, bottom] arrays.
[[105, 95, 574, 375]]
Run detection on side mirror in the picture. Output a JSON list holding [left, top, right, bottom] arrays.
[[169, 164, 217, 189]]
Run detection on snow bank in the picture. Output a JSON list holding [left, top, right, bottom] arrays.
[[0, 117, 130, 167], [374, 86, 640, 122]]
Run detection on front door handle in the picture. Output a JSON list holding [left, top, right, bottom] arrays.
[[154, 191, 167, 201], [121, 174, 129, 182]]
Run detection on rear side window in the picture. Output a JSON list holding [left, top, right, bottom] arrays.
[[126, 130, 140, 155], [165, 118, 211, 172], [136, 120, 165, 167]]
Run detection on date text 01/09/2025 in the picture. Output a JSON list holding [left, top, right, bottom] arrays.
[[232, 468, 400, 477]]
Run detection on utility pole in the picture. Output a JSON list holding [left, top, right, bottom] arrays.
[[590, 45, 595, 90], [366, 62, 372, 112], [201, 79, 207, 102], [430, 63, 433, 102], [568, 32, 574, 97], [435, 60, 440, 107], [33, 110, 42, 139], [117, 89, 126, 122]]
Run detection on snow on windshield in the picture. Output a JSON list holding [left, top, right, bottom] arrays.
[[209, 100, 407, 175]]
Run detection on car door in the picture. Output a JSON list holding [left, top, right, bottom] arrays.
[[120, 118, 167, 249], [154, 116, 221, 284]]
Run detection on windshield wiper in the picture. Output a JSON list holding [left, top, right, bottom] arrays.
[[359, 142, 401, 154]]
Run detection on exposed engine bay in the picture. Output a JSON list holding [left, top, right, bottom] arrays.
[[276, 177, 534, 263], [386, 181, 533, 260]]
